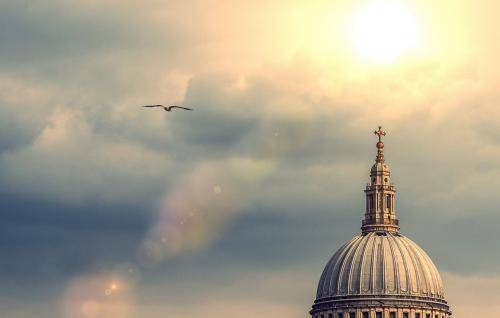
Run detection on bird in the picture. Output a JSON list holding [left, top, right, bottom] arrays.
[[142, 105, 193, 112]]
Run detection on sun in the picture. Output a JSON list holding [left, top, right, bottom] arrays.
[[351, 2, 420, 62]]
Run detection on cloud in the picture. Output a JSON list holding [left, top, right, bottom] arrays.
[[138, 156, 276, 263], [1, 107, 171, 204], [0, 76, 59, 152], [2, 1, 500, 317], [444, 272, 500, 317], [133, 266, 315, 318]]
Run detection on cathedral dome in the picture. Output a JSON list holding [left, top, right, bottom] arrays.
[[310, 127, 451, 318], [316, 232, 445, 301]]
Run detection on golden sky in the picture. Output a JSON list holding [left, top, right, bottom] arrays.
[[1, 1, 500, 317]]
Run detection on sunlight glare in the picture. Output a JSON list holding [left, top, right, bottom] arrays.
[[351, 1, 420, 62]]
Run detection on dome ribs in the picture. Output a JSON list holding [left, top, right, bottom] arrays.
[[317, 240, 346, 297], [338, 236, 364, 294], [361, 232, 375, 293], [315, 234, 446, 300], [413, 241, 443, 297], [376, 235, 385, 293], [389, 233, 412, 294], [384, 233, 399, 294], [349, 231, 372, 294], [318, 236, 360, 298], [399, 235, 424, 295]]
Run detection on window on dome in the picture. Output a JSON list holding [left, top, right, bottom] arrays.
[[349, 312, 355, 318], [426, 314, 430, 318], [415, 314, 420, 318], [329, 314, 333, 318], [338, 313, 344, 318], [403, 313, 409, 318], [362, 312, 369, 318], [390, 312, 396, 318], [376, 312, 382, 318], [386, 194, 391, 210]]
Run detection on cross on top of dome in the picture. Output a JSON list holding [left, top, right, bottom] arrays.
[[374, 125, 386, 163], [374, 125, 386, 142]]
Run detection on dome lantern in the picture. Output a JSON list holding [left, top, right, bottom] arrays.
[[362, 126, 399, 234]]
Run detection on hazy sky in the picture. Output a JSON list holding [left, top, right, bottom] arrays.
[[1, 1, 500, 317]]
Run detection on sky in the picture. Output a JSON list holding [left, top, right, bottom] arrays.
[[1, 0, 500, 317]]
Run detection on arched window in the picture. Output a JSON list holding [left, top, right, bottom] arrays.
[[386, 194, 391, 210]]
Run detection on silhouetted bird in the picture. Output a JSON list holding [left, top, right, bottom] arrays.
[[142, 105, 193, 112]]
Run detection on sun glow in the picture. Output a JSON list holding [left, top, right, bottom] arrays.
[[351, 2, 420, 62]]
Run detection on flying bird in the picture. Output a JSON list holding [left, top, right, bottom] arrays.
[[142, 105, 193, 112]]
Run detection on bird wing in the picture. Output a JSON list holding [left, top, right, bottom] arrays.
[[169, 106, 193, 111], [142, 105, 164, 108]]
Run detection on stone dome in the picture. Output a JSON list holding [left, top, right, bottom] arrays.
[[316, 232, 445, 302], [310, 127, 451, 318]]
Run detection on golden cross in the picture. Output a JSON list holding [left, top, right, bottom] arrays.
[[374, 126, 386, 142]]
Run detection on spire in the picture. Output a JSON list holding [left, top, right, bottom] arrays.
[[361, 126, 399, 234]]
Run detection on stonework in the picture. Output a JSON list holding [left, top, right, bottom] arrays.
[[310, 127, 451, 318]]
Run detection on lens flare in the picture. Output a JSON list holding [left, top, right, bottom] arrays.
[[213, 185, 222, 194], [61, 272, 134, 318], [138, 159, 276, 265]]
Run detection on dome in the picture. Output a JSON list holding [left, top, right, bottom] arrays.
[[316, 232, 445, 302], [310, 127, 451, 318]]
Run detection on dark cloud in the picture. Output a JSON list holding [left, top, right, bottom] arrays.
[[0, 194, 151, 280]]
